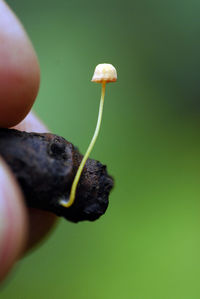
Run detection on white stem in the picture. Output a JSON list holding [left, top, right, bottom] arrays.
[[60, 82, 106, 208]]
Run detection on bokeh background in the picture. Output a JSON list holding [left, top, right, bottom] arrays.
[[2, 0, 200, 298]]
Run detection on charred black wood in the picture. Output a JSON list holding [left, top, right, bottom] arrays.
[[0, 129, 113, 223]]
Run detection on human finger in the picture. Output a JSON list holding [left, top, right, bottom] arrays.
[[0, 158, 27, 282], [0, 0, 40, 128]]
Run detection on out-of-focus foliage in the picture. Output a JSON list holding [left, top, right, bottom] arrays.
[[2, 0, 200, 298]]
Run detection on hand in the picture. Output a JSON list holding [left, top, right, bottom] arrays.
[[0, 0, 57, 282]]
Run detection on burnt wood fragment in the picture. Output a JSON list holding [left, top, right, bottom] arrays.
[[0, 129, 113, 223]]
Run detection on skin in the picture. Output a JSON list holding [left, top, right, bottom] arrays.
[[0, 0, 57, 282]]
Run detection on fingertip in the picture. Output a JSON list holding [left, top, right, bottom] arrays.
[[0, 0, 40, 128], [0, 158, 27, 282]]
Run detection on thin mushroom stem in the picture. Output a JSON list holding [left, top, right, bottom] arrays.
[[60, 81, 106, 208]]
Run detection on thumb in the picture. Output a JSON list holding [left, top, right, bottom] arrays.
[[0, 158, 27, 282]]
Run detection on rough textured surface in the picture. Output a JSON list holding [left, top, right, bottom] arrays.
[[0, 128, 113, 223]]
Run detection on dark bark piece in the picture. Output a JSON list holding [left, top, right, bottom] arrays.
[[0, 128, 113, 223]]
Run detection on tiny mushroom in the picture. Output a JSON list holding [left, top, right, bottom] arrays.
[[60, 63, 117, 208], [91, 63, 117, 83]]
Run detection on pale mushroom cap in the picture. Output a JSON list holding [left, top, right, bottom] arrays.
[[91, 63, 117, 83]]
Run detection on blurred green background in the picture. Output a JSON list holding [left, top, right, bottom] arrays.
[[2, 0, 200, 298]]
